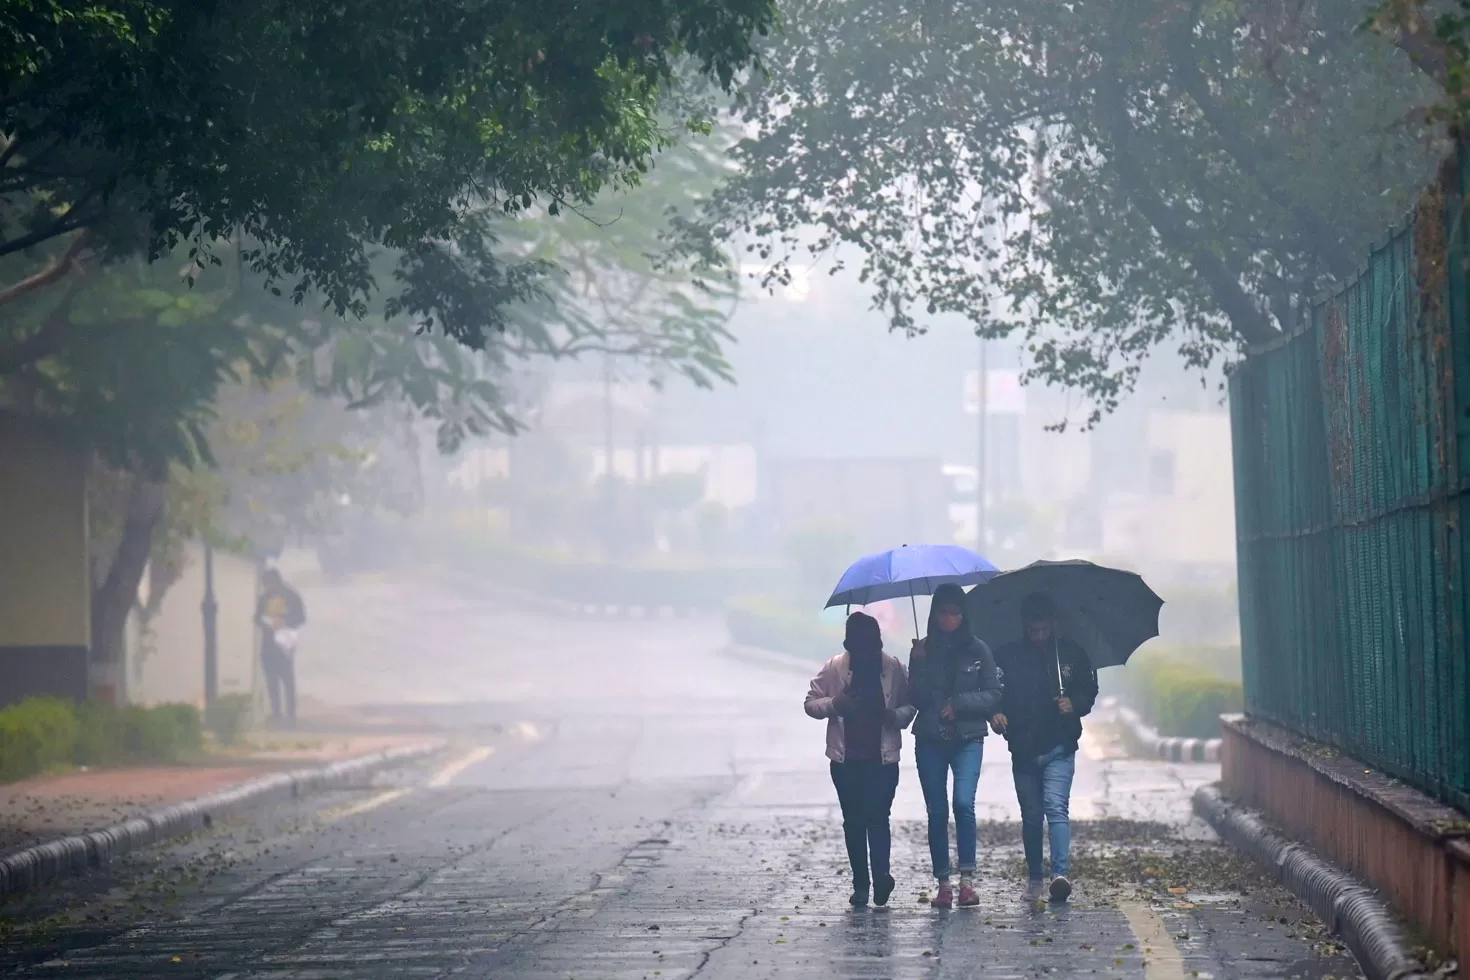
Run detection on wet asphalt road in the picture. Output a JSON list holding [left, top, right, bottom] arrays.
[[0, 577, 1363, 979]]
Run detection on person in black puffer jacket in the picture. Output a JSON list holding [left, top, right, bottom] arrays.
[[907, 583, 1002, 909], [991, 592, 1098, 905]]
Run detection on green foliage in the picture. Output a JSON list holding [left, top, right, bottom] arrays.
[[0, 698, 204, 782], [0, 0, 775, 320], [0, 698, 79, 783], [433, 523, 776, 609], [725, 595, 842, 659], [783, 521, 858, 603], [205, 694, 255, 748], [676, 0, 1445, 417], [1123, 648, 1243, 740]]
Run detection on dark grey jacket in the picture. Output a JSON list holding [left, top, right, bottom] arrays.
[[907, 633, 1003, 743]]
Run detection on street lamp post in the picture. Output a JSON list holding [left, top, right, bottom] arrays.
[[976, 336, 988, 552], [202, 542, 218, 708]]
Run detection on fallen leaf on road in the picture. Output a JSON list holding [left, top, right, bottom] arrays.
[[1168, 887, 1188, 895]]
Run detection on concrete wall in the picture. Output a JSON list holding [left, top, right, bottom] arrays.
[[0, 415, 90, 706], [128, 542, 259, 708]]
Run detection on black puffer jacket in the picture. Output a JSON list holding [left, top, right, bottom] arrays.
[[907, 585, 1002, 744]]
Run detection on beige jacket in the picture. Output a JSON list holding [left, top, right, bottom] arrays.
[[804, 652, 917, 764]]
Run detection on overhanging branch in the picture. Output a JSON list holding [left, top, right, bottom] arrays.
[[1096, 50, 1279, 347]]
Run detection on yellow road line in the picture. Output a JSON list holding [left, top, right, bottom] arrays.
[[428, 745, 496, 788], [319, 787, 412, 824], [1119, 899, 1188, 980]]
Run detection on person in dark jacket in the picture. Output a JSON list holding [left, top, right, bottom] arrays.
[[257, 564, 307, 727], [991, 592, 1098, 904], [907, 582, 1002, 909]]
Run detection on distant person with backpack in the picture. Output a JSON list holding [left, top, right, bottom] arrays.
[[257, 562, 307, 727]]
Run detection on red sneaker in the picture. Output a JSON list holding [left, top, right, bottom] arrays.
[[931, 883, 954, 909], [957, 884, 980, 907]]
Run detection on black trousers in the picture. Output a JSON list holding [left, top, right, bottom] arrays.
[[830, 761, 900, 887], [261, 647, 296, 723]]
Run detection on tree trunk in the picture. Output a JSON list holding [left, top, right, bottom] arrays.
[[90, 477, 165, 704]]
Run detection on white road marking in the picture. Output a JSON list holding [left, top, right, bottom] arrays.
[[1119, 899, 1189, 980], [514, 721, 542, 743], [319, 788, 413, 824], [428, 745, 496, 788]]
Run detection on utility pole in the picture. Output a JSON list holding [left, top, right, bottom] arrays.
[[976, 336, 989, 552], [202, 543, 218, 708]]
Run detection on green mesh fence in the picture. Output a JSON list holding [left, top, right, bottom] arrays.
[[1230, 150, 1470, 812]]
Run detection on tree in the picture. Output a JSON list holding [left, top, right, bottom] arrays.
[[673, 0, 1446, 418], [0, 0, 776, 345]]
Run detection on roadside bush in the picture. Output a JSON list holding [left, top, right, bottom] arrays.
[[434, 525, 782, 611], [206, 694, 254, 747], [726, 596, 841, 660], [122, 703, 203, 762], [74, 701, 125, 766], [1124, 649, 1243, 740], [0, 698, 78, 783], [0, 698, 205, 783]]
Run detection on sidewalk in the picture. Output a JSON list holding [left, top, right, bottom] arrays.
[[0, 733, 430, 858]]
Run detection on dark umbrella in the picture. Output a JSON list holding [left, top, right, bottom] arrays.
[[964, 559, 1163, 671]]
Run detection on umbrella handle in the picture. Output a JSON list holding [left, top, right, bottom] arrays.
[[910, 591, 919, 641]]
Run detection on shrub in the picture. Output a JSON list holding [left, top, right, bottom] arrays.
[[206, 694, 254, 747], [0, 698, 78, 783], [74, 701, 125, 767], [1124, 649, 1243, 740], [121, 703, 203, 762], [726, 596, 842, 660], [434, 526, 782, 611], [0, 698, 205, 783]]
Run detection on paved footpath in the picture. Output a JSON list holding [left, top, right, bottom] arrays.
[[0, 576, 1362, 979]]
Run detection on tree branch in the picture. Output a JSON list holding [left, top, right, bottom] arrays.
[[0, 227, 92, 309], [1096, 50, 1279, 346], [1167, 21, 1359, 281], [0, 232, 94, 375], [0, 187, 101, 261], [1374, 0, 1450, 89]]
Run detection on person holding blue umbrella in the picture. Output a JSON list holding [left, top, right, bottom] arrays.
[[908, 582, 1002, 909]]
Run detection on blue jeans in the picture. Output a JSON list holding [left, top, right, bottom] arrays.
[[1012, 744, 1077, 881], [915, 740, 983, 880]]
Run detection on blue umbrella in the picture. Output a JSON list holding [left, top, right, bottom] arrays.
[[825, 545, 1000, 634]]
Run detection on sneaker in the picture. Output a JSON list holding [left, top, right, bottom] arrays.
[[957, 884, 980, 907], [931, 883, 954, 909], [1049, 876, 1072, 903], [873, 875, 896, 908], [850, 883, 870, 908], [1023, 880, 1046, 903]]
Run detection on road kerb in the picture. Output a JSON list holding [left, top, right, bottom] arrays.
[[0, 739, 449, 900], [1193, 784, 1431, 980], [1116, 704, 1222, 763]]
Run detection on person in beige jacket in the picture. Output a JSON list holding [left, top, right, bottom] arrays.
[[805, 612, 916, 907]]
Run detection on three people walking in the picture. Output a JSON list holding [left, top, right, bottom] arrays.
[[806, 587, 1096, 910]]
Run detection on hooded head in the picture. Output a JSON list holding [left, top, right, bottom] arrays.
[[1021, 591, 1057, 646], [927, 583, 973, 643], [844, 611, 883, 659]]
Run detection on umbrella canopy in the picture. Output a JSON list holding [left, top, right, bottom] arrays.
[[964, 559, 1163, 669], [825, 544, 999, 609]]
